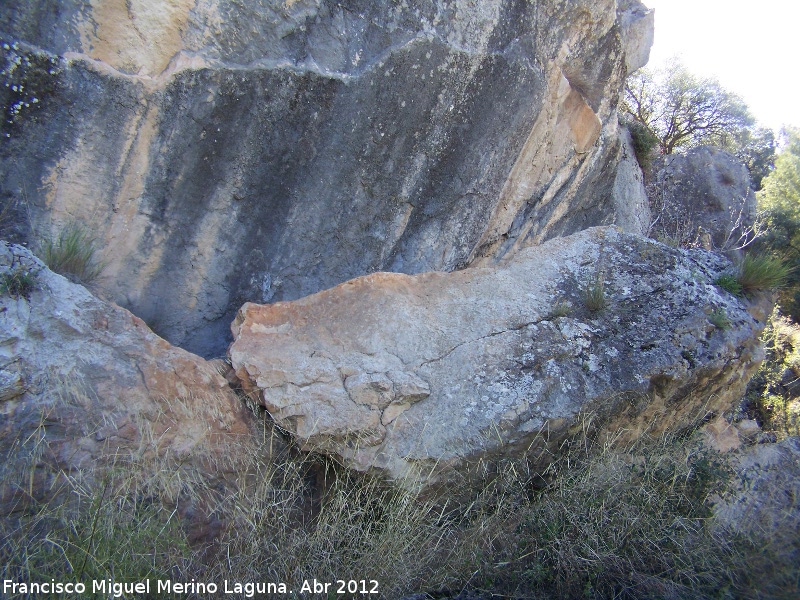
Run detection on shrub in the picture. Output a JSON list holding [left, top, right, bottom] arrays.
[[38, 223, 103, 284], [737, 253, 790, 292], [714, 273, 743, 296], [626, 121, 659, 172], [743, 309, 800, 437]]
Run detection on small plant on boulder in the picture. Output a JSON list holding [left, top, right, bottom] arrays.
[[38, 223, 104, 284], [714, 273, 743, 297], [708, 307, 731, 330], [582, 274, 607, 313], [1, 267, 37, 300], [737, 253, 790, 293], [547, 300, 571, 319]]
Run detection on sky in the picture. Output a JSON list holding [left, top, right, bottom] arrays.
[[644, 0, 799, 133]]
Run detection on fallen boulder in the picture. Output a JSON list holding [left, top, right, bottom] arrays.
[[230, 227, 770, 488], [649, 146, 758, 251], [0, 242, 254, 524]]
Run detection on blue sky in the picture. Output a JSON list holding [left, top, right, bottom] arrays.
[[644, 0, 799, 132]]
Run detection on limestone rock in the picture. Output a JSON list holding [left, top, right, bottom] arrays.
[[650, 146, 758, 251], [619, 0, 655, 76], [0, 242, 253, 517], [611, 125, 651, 236], [701, 415, 764, 453], [230, 226, 769, 488], [1, 0, 653, 357], [713, 437, 800, 541]]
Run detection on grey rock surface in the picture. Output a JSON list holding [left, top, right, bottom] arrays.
[[714, 437, 800, 533], [611, 126, 651, 236], [0, 242, 253, 519], [1, 0, 653, 357], [230, 226, 770, 488], [650, 146, 758, 250]]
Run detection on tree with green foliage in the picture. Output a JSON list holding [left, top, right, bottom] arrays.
[[756, 128, 800, 318], [623, 60, 755, 155], [623, 61, 776, 189], [736, 126, 776, 190]]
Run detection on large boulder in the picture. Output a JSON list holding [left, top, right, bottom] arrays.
[[1, 0, 653, 356], [229, 226, 770, 489], [649, 146, 758, 250], [0, 242, 253, 522]]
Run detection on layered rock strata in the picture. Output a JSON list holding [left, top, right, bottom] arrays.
[[230, 226, 770, 488], [1, 0, 653, 356]]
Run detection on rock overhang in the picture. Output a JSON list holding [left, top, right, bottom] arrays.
[[1, 0, 655, 358]]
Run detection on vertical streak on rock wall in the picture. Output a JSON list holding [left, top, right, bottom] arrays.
[[103, 99, 167, 303], [0, 0, 654, 356]]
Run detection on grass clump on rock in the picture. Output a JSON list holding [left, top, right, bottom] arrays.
[[582, 274, 607, 313], [38, 222, 103, 284], [715, 272, 743, 297], [737, 253, 790, 293], [0, 267, 37, 300], [709, 307, 731, 330]]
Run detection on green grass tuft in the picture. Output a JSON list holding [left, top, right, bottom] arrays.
[[0, 267, 37, 299], [38, 223, 104, 284], [709, 307, 731, 330], [582, 274, 607, 313], [547, 300, 572, 319], [737, 254, 790, 292]]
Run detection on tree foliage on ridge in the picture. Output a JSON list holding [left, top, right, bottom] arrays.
[[623, 60, 775, 188], [623, 61, 754, 154], [756, 128, 800, 319]]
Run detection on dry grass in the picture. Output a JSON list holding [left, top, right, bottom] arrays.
[[2, 381, 798, 599], [582, 273, 607, 314]]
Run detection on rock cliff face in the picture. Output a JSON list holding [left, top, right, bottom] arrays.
[[230, 227, 770, 488], [1, 0, 652, 356], [0, 243, 253, 518]]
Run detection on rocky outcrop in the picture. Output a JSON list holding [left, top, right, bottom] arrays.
[[649, 146, 758, 251], [1, 0, 653, 356], [0, 243, 253, 518], [230, 226, 770, 488]]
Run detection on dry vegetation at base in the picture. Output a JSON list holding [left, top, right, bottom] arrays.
[[1, 390, 798, 600]]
